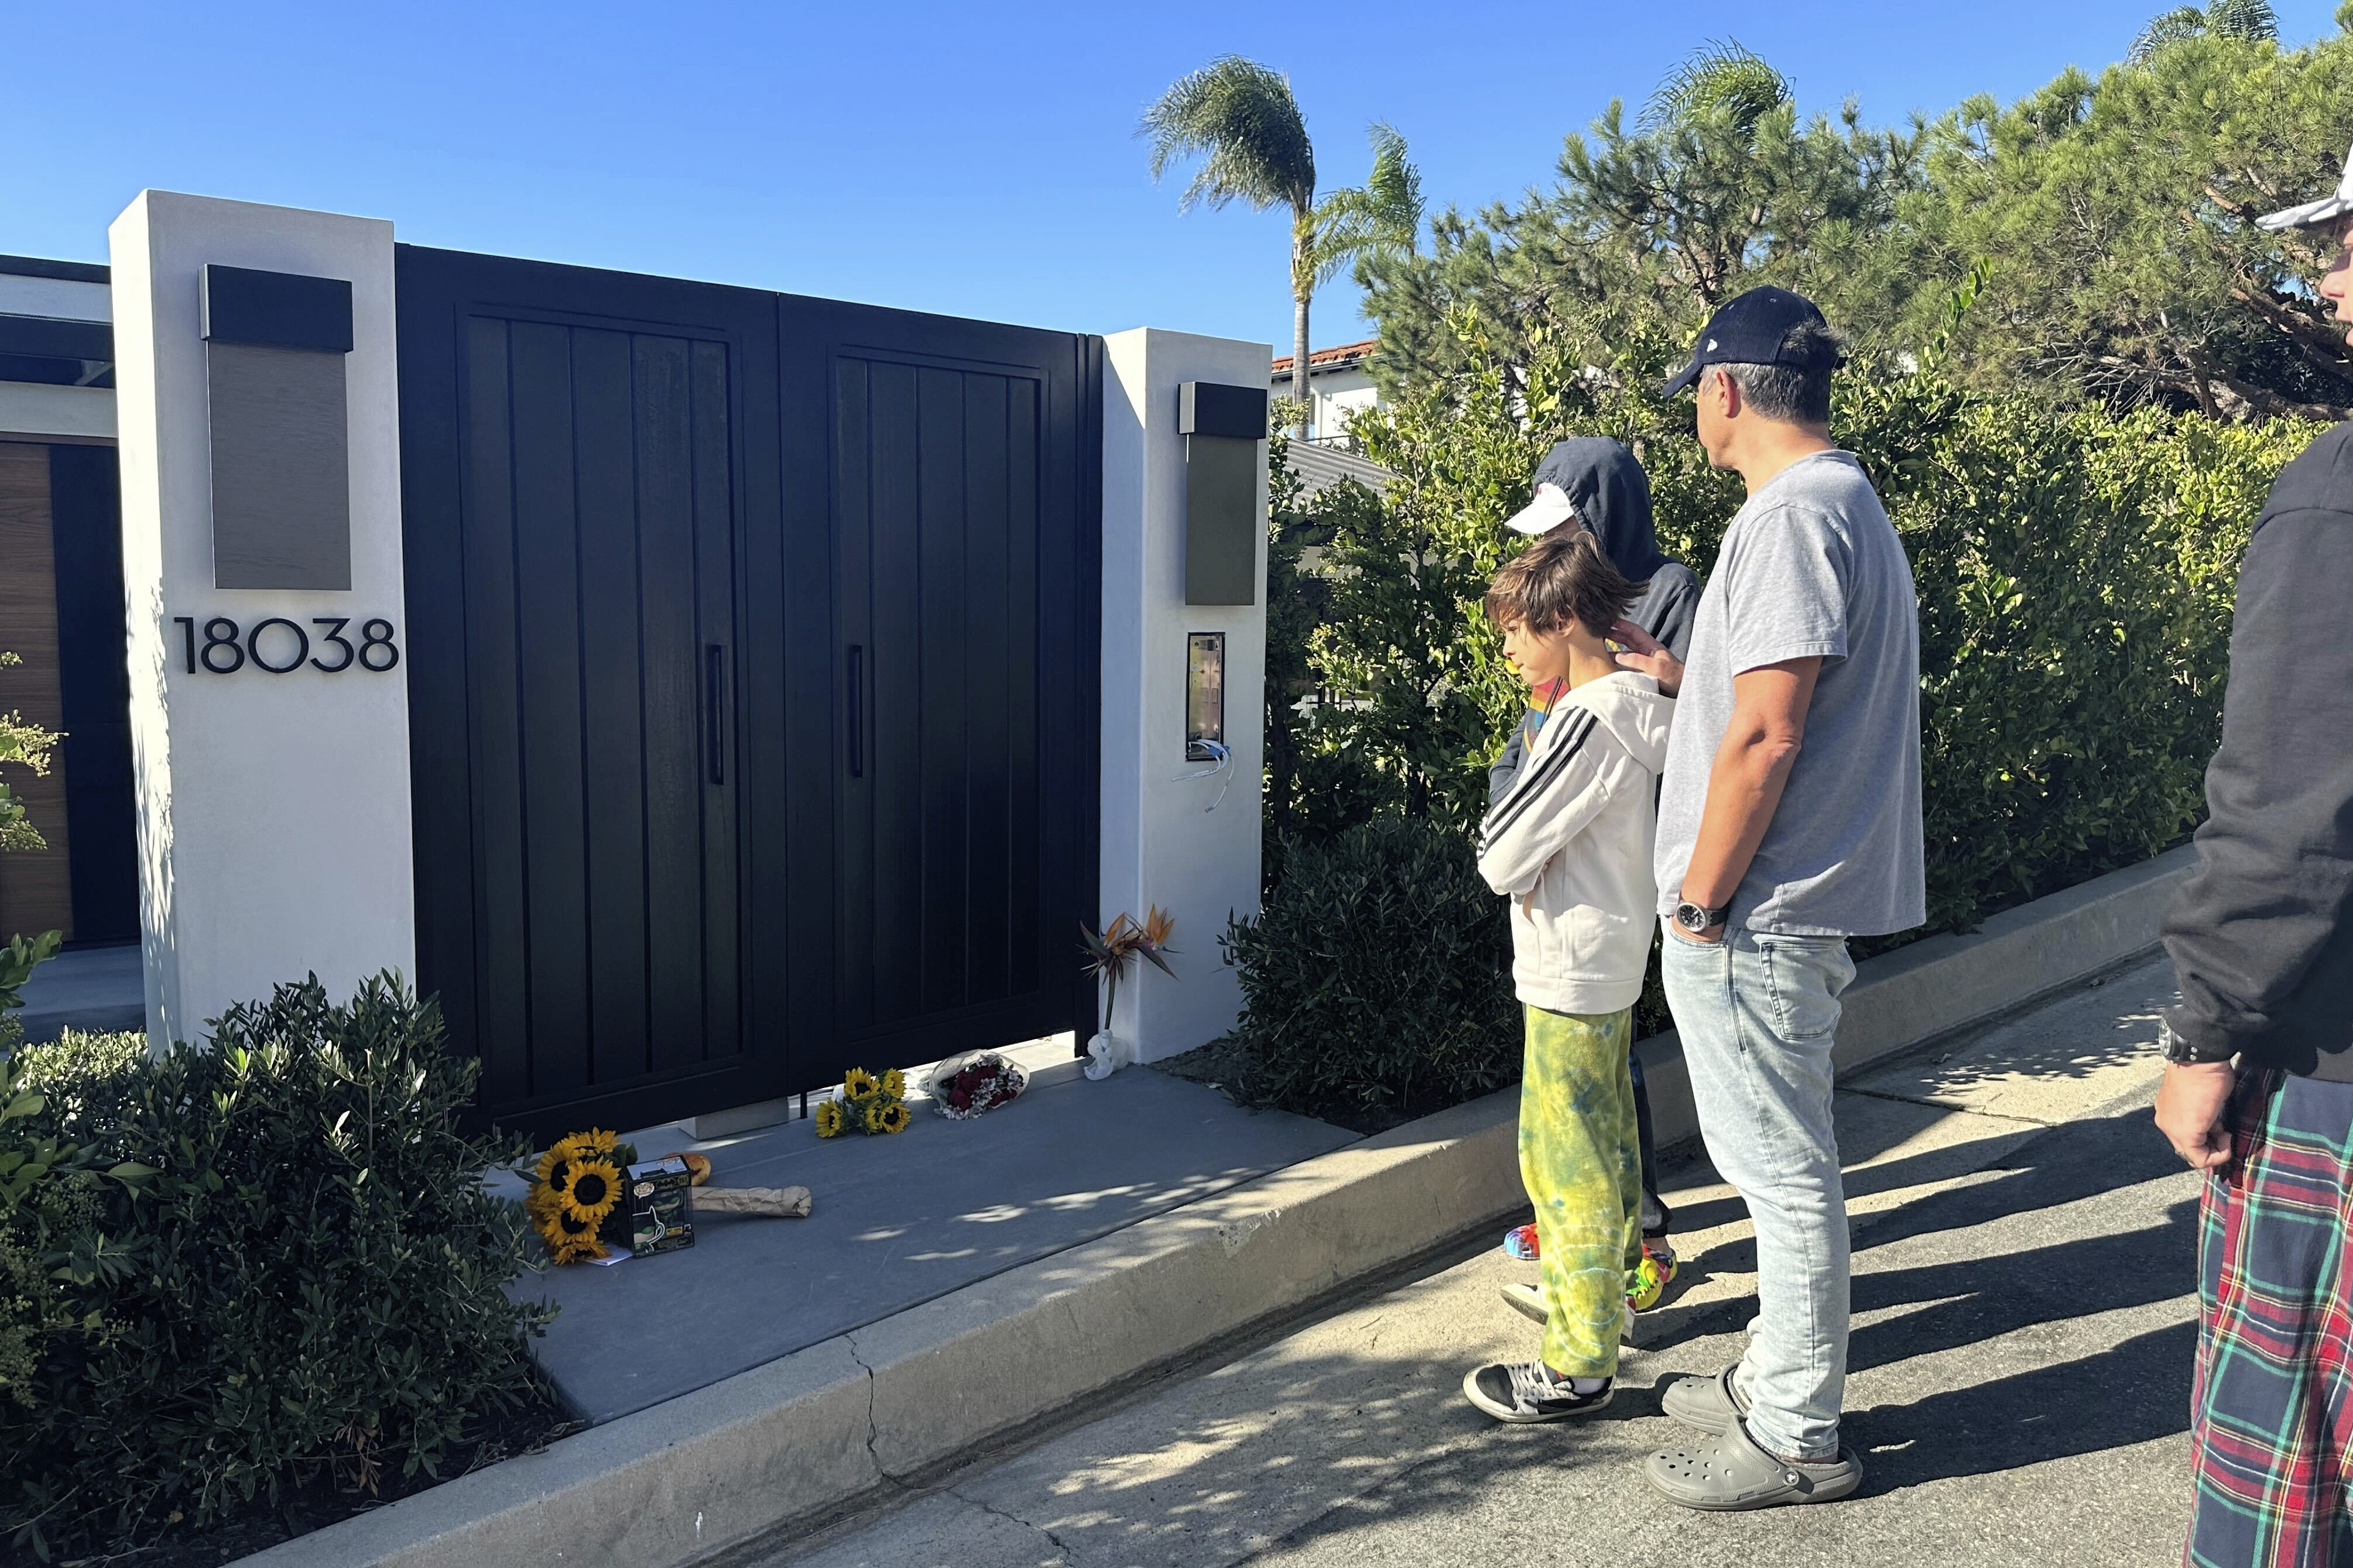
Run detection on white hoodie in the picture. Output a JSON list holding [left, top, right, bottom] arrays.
[[1476, 671, 1675, 1015]]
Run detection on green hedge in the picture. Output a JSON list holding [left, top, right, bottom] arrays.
[[1234, 338, 2316, 1119], [1220, 817, 1519, 1123], [0, 976, 552, 1562]]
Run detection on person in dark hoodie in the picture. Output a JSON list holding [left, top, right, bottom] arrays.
[[1489, 438, 1697, 1323], [2155, 147, 2353, 1568]]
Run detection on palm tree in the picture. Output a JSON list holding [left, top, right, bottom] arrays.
[[1639, 38, 1792, 138], [2130, 0, 2277, 62], [1142, 58, 1422, 435]]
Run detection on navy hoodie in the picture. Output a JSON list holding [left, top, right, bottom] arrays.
[[1489, 439, 1698, 804], [2163, 422, 2353, 1079]]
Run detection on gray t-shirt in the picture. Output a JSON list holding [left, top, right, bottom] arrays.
[[1655, 451, 1926, 936]]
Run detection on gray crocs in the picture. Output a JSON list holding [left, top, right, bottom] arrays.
[[1643, 1418, 1862, 1511], [1660, 1364, 1750, 1435]]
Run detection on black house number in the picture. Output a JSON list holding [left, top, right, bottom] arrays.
[[172, 616, 400, 675]]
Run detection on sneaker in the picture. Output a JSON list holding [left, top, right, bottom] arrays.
[[1628, 1241, 1680, 1313], [1499, 1279, 1548, 1326], [1501, 1223, 1540, 1261], [1461, 1361, 1613, 1423]]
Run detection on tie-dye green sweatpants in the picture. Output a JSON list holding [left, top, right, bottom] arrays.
[[1519, 1003, 1643, 1378]]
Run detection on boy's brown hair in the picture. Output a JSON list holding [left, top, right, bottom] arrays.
[[1484, 526, 1645, 638]]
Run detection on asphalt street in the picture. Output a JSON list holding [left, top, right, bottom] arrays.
[[762, 958, 2196, 1568]]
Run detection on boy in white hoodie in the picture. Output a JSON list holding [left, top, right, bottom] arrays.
[[1463, 528, 1676, 1423]]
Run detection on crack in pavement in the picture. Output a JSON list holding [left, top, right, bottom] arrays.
[[951, 1487, 1080, 1565], [1835, 1085, 2063, 1126]]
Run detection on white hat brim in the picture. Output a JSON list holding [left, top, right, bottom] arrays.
[[1503, 486, 1577, 536], [2259, 191, 2353, 232]]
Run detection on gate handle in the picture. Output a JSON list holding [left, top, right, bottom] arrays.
[[704, 644, 727, 785], [847, 645, 865, 778]]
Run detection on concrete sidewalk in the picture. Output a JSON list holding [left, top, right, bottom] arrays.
[[765, 956, 2194, 1568]]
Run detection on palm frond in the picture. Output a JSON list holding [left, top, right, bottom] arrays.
[[1361, 122, 1424, 242], [2205, 0, 2278, 42], [1306, 123, 1425, 289], [2131, 6, 2212, 62], [1638, 39, 1790, 138], [1139, 56, 1315, 215]]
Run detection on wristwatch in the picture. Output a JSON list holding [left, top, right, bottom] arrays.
[[1673, 899, 1731, 935], [2160, 1018, 2235, 1066]]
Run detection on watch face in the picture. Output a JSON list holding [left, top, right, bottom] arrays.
[[1676, 904, 1709, 932]]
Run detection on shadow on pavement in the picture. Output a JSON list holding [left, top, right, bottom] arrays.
[[1851, 1320, 2194, 1494]]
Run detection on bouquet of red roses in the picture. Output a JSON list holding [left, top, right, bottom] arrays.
[[928, 1051, 1027, 1120]]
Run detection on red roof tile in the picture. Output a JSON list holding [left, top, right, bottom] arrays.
[[1270, 339, 1378, 376]]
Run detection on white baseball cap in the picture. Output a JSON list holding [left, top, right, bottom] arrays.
[[1502, 482, 1578, 536], [2259, 139, 2353, 232]]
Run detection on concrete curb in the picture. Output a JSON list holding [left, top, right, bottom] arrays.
[[235, 846, 2194, 1568]]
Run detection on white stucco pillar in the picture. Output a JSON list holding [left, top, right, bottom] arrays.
[[1099, 328, 1269, 1063], [109, 192, 413, 1048]]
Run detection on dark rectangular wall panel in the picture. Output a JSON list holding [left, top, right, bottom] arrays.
[[47, 444, 137, 945], [1177, 380, 1267, 439], [1184, 434, 1258, 606], [206, 341, 351, 589], [201, 265, 354, 353]]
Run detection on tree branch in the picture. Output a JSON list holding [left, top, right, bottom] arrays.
[[2228, 284, 2353, 382]]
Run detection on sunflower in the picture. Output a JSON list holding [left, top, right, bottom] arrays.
[[874, 1099, 911, 1135], [553, 1233, 607, 1265], [881, 1068, 905, 1099], [536, 1138, 581, 1194], [562, 1158, 622, 1226], [861, 1097, 895, 1134], [573, 1127, 619, 1157], [842, 1067, 879, 1101], [545, 1205, 607, 1263], [524, 1183, 563, 1225], [813, 1099, 845, 1138]]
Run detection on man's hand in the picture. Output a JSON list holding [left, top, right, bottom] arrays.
[[1611, 619, 1683, 697], [2155, 1061, 2236, 1172]]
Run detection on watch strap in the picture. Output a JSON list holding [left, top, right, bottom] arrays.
[[2162, 1018, 2235, 1065]]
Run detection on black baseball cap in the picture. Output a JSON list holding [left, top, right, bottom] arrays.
[[1659, 286, 1839, 396]]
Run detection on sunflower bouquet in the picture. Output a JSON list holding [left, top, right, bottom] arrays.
[[813, 1066, 912, 1139], [525, 1128, 638, 1264]]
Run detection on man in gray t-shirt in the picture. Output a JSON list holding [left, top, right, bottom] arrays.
[[1652, 450, 1924, 935], [1615, 287, 1924, 1514]]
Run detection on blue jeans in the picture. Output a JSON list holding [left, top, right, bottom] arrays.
[[1660, 925, 1857, 1463]]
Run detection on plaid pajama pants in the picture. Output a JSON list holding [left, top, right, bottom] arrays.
[[2188, 1069, 2353, 1567]]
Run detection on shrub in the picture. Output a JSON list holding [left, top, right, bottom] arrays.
[[1238, 320, 2313, 1122], [9, 1027, 146, 1144], [1297, 325, 2316, 935], [1220, 818, 1519, 1123], [1, 975, 553, 1561]]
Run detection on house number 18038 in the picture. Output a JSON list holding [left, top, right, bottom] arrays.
[[172, 616, 400, 675]]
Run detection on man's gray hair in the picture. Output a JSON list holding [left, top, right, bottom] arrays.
[[1714, 320, 1849, 426]]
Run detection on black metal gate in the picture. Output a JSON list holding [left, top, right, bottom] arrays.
[[396, 247, 1100, 1140]]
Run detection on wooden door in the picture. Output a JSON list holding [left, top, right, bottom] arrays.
[[788, 303, 1101, 1086], [398, 248, 779, 1138]]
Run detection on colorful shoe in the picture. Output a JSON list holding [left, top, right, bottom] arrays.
[[1626, 1240, 1680, 1312], [1501, 1223, 1540, 1261]]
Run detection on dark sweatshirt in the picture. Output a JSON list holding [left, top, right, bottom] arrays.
[[2162, 421, 2353, 1080], [1489, 439, 1698, 804]]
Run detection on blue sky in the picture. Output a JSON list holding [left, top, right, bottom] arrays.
[[9, 2, 2344, 354]]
